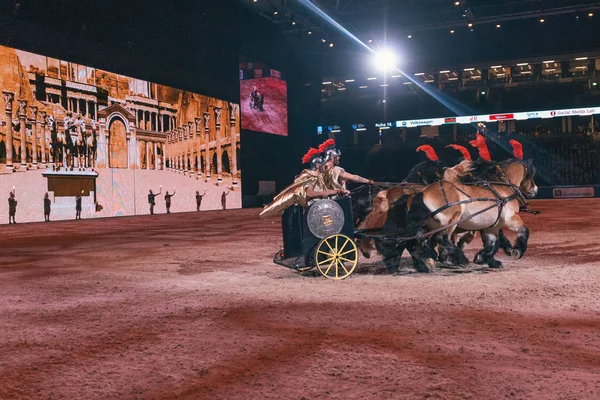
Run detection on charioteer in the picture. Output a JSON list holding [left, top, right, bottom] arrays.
[[259, 147, 348, 218], [318, 139, 374, 191]]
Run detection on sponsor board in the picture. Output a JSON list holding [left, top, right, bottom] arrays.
[[552, 187, 594, 198], [444, 117, 457, 123], [489, 113, 514, 121]]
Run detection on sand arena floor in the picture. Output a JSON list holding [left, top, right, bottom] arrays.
[[1, 199, 600, 399]]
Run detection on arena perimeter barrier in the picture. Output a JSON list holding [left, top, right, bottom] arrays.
[[537, 185, 600, 199]]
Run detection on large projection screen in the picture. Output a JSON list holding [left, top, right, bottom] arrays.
[[0, 45, 241, 224], [240, 63, 288, 136]]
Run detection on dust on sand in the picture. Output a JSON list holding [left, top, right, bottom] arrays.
[[1, 199, 600, 399]]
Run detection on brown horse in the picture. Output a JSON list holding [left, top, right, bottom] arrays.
[[380, 159, 537, 272], [358, 160, 471, 259]]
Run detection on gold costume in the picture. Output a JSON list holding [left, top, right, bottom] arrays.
[[259, 169, 327, 217], [323, 166, 346, 190]]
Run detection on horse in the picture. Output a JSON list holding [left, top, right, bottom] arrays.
[[355, 159, 448, 259], [380, 159, 537, 273]]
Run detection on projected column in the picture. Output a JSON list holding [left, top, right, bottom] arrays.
[[195, 117, 202, 178], [229, 103, 239, 187], [214, 107, 222, 183], [2, 91, 14, 172], [17, 99, 27, 170], [203, 112, 211, 180], [29, 106, 38, 169], [188, 122, 195, 177], [39, 111, 47, 168]]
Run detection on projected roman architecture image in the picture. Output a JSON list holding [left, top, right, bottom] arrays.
[[0, 44, 240, 223]]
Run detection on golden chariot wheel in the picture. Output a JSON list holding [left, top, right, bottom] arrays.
[[314, 233, 359, 280]]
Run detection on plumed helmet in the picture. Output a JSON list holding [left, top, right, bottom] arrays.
[[318, 139, 341, 162], [302, 148, 325, 170]]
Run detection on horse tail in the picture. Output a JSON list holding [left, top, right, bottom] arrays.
[[393, 192, 431, 239]]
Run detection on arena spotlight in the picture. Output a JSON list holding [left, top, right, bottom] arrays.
[[407, 34, 412, 38], [329, 42, 334, 47], [450, 29, 455, 34], [454, 1, 460, 5], [308, 31, 312, 34], [496, 24, 501, 28], [468, 23, 473, 27], [540, 18, 545, 22], [372, 49, 399, 72], [589, 12, 594, 17]]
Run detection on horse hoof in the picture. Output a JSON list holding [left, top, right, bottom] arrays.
[[510, 249, 523, 259], [488, 259, 503, 269], [458, 255, 470, 267], [474, 253, 486, 265], [417, 258, 436, 273]]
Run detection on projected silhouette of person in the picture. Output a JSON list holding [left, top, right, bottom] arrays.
[[8, 191, 17, 224], [196, 190, 206, 211], [221, 190, 230, 210], [165, 190, 176, 214], [44, 192, 51, 222]]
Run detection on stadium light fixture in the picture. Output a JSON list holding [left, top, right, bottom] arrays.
[[367, 77, 378, 80], [414, 72, 425, 76], [359, 85, 368, 88], [589, 12, 594, 17], [372, 49, 399, 72], [463, 67, 474, 71], [329, 43, 334, 47], [576, 57, 588, 60], [308, 31, 312, 35], [407, 34, 412, 38], [490, 65, 502, 68], [496, 24, 501, 28], [543, 60, 555, 63], [439, 70, 450, 73], [450, 30, 455, 34], [540, 18, 545, 22], [454, 1, 460, 6], [517, 63, 529, 66], [345, 79, 355, 82], [468, 23, 473, 27]]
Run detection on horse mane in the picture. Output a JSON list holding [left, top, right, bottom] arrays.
[[443, 160, 473, 182], [459, 158, 534, 183], [403, 160, 444, 185]]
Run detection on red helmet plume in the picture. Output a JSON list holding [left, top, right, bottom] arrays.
[[301, 148, 321, 164], [416, 145, 439, 161], [446, 144, 472, 161], [509, 139, 523, 160], [469, 133, 491, 162], [318, 139, 336, 153]]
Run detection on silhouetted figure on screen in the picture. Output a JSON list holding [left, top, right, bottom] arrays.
[[196, 190, 206, 211], [165, 190, 176, 214], [44, 192, 51, 222], [75, 193, 82, 220], [8, 191, 17, 224], [148, 188, 161, 215], [221, 190, 229, 210]]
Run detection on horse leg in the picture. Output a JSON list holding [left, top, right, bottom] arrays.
[[375, 239, 405, 273], [498, 229, 512, 254], [504, 215, 529, 259], [411, 234, 438, 273], [455, 231, 477, 250], [474, 228, 502, 268], [435, 231, 470, 266]]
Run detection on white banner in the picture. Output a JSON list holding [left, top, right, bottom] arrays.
[[395, 106, 600, 128]]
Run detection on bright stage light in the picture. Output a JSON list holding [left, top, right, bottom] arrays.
[[372, 49, 399, 72]]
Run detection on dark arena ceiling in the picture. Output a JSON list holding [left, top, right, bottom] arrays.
[[238, 0, 600, 75]]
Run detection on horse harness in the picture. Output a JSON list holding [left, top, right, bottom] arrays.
[[430, 165, 529, 230]]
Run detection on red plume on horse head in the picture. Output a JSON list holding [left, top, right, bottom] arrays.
[[416, 145, 439, 161], [318, 139, 336, 153], [446, 144, 472, 161], [469, 133, 491, 162], [509, 139, 524, 160], [301, 148, 320, 164]]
